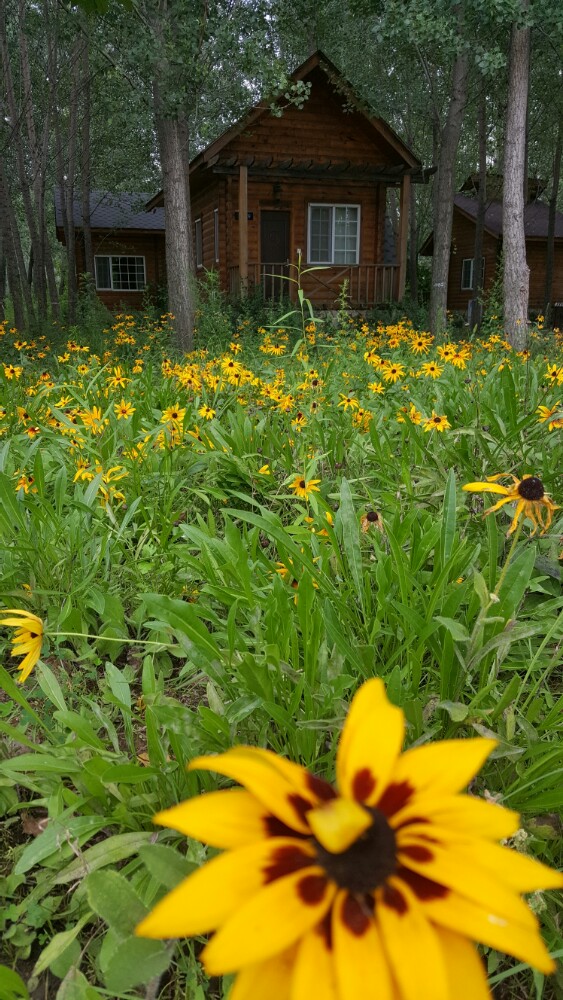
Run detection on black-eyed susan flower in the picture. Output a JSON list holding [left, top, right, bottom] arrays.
[[0, 609, 44, 683], [360, 510, 384, 534], [536, 402, 562, 431], [423, 411, 450, 432], [114, 399, 136, 419], [136, 679, 562, 998], [463, 474, 558, 536], [289, 476, 321, 500]]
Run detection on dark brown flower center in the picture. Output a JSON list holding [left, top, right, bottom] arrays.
[[366, 511, 379, 523], [299, 479, 306, 489], [517, 476, 544, 501], [314, 808, 396, 894]]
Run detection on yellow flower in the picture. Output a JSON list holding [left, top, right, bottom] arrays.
[[258, 464, 271, 475], [198, 405, 216, 421], [114, 399, 136, 419], [338, 393, 359, 411], [0, 609, 44, 683], [382, 362, 405, 383], [367, 381, 384, 395], [463, 474, 559, 536], [420, 361, 444, 379], [424, 412, 450, 432], [536, 403, 562, 431], [136, 679, 563, 997], [289, 476, 321, 500], [161, 404, 186, 425]]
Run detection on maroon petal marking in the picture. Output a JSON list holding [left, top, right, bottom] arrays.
[[399, 845, 434, 863], [395, 866, 449, 901], [393, 815, 430, 831], [377, 781, 414, 817], [382, 884, 408, 915], [317, 909, 333, 951], [263, 814, 308, 839], [298, 873, 328, 905], [263, 844, 314, 884], [289, 792, 313, 826], [341, 893, 371, 936], [307, 773, 337, 801], [351, 767, 377, 801]]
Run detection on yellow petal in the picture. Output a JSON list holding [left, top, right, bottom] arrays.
[[462, 483, 511, 495], [0, 610, 42, 625], [336, 678, 404, 805], [154, 789, 272, 848], [386, 738, 496, 807], [136, 836, 314, 939], [437, 927, 491, 1000], [332, 890, 395, 1000], [202, 867, 335, 975], [392, 794, 519, 841], [188, 747, 323, 834], [307, 798, 371, 853], [292, 922, 339, 1000], [422, 888, 555, 974], [17, 650, 41, 682], [396, 841, 537, 929], [376, 880, 449, 1000], [229, 945, 296, 1000], [442, 838, 563, 893]]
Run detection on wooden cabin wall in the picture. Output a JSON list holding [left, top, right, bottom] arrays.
[[73, 231, 166, 311], [527, 241, 563, 310], [447, 212, 499, 312]]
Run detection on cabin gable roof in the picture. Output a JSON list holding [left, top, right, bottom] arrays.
[[420, 194, 563, 254], [55, 189, 165, 233]]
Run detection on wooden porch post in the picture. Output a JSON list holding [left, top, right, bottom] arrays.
[[238, 165, 248, 296], [397, 173, 410, 301]]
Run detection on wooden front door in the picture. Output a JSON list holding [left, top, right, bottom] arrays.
[[260, 210, 290, 299]]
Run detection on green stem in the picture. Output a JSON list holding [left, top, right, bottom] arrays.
[[48, 631, 174, 649], [466, 521, 524, 667]]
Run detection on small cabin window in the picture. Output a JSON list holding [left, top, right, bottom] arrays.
[[461, 257, 485, 291], [195, 218, 203, 268], [94, 255, 146, 291], [214, 208, 219, 262], [308, 204, 360, 265]]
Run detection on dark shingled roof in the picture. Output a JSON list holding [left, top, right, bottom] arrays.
[[454, 193, 563, 239], [54, 189, 164, 231]]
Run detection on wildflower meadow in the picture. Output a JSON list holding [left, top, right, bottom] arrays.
[[0, 307, 562, 999]]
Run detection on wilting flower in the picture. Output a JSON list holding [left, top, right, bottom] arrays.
[[289, 476, 321, 500], [360, 510, 384, 534], [463, 474, 559, 536], [0, 609, 44, 682], [136, 680, 562, 998]]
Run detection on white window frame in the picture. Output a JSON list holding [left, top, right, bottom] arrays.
[[461, 257, 485, 291], [94, 255, 146, 292], [214, 208, 219, 263], [195, 218, 203, 268], [307, 203, 361, 265]]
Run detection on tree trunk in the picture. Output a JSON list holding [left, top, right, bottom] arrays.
[[80, 31, 95, 285], [0, 159, 28, 329], [154, 82, 195, 351], [472, 82, 487, 331], [503, 2, 530, 350], [544, 122, 561, 321], [429, 44, 469, 336]]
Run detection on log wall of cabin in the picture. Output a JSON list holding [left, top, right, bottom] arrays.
[[74, 231, 166, 311], [526, 240, 563, 310], [447, 211, 499, 312]]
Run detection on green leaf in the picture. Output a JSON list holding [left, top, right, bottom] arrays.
[[497, 545, 536, 619], [53, 711, 105, 749], [54, 832, 154, 885], [33, 915, 91, 977], [15, 816, 108, 875], [55, 968, 101, 1000], [0, 966, 30, 1000], [103, 937, 171, 995], [85, 870, 147, 936], [434, 616, 470, 642], [138, 842, 196, 889], [36, 663, 67, 713], [337, 479, 363, 607], [439, 469, 457, 567], [437, 700, 470, 722]]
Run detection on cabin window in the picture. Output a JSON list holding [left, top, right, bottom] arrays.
[[461, 257, 485, 291], [214, 208, 219, 262], [195, 218, 203, 268], [308, 204, 360, 265], [94, 256, 146, 291]]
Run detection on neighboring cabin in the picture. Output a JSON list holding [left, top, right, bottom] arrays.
[[420, 184, 563, 317], [55, 191, 165, 311]]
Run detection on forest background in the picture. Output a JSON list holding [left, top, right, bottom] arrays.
[[1, 0, 563, 349]]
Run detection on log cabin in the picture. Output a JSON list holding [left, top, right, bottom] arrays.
[[146, 50, 426, 309], [55, 191, 165, 311], [419, 184, 563, 318]]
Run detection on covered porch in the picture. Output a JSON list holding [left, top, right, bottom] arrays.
[[228, 261, 399, 307]]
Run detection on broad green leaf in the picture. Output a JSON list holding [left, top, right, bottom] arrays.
[[55, 968, 101, 1000], [138, 843, 196, 890], [36, 663, 67, 713], [54, 832, 154, 885], [33, 915, 91, 977], [85, 870, 147, 936], [434, 616, 470, 642], [15, 816, 108, 874], [0, 966, 30, 1000], [103, 937, 171, 994]]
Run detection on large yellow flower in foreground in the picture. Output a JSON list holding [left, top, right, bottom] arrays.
[[136, 680, 562, 1000], [0, 608, 44, 682], [463, 474, 558, 535]]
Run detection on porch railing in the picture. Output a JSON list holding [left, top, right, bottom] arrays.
[[228, 263, 398, 306]]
